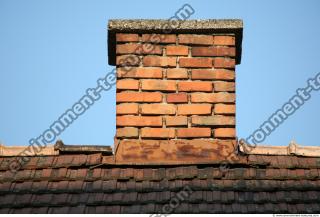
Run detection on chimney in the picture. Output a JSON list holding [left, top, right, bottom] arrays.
[[108, 19, 243, 164]]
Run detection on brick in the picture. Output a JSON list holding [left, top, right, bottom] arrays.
[[116, 44, 162, 55], [177, 128, 211, 138], [214, 81, 235, 92], [213, 35, 235, 46], [178, 34, 213, 45], [166, 68, 188, 79], [117, 67, 163, 79], [214, 128, 236, 138], [165, 116, 188, 126], [143, 56, 176, 67], [117, 92, 162, 103], [178, 81, 212, 92], [177, 104, 212, 115], [116, 33, 139, 42], [191, 116, 235, 126], [116, 79, 139, 90], [116, 44, 140, 54], [116, 127, 139, 138], [166, 45, 189, 56], [141, 79, 176, 92], [214, 104, 236, 114], [140, 43, 163, 55], [142, 34, 176, 43], [116, 55, 140, 66], [213, 58, 235, 68], [191, 93, 235, 103], [141, 128, 175, 139], [192, 47, 236, 57], [116, 103, 139, 115], [179, 58, 212, 68], [116, 116, 162, 127], [140, 104, 176, 115], [191, 69, 235, 80], [166, 93, 188, 103]]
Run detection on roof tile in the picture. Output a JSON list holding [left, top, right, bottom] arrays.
[[54, 155, 73, 168], [76, 168, 87, 180], [102, 180, 116, 192], [111, 168, 121, 179], [86, 153, 102, 165], [37, 156, 55, 169], [165, 168, 176, 180], [23, 157, 39, 169], [72, 155, 88, 166], [119, 168, 133, 180], [15, 169, 34, 181], [57, 168, 68, 179], [134, 169, 143, 181]]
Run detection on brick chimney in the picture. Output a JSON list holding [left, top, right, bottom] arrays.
[[108, 19, 243, 164]]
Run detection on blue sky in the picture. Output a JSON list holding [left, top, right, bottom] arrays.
[[0, 0, 319, 147]]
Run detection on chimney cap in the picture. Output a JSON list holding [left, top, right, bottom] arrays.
[[108, 19, 243, 65]]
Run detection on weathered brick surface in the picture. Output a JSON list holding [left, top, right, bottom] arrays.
[[141, 80, 176, 92], [117, 67, 163, 79], [192, 69, 235, 81], [166, 45, 189, 56], [117, 116, 162, 127], [213, 35, 235, 45], [214, 81, 235, 92], [178, 34, 213, 45], [214, 128, 236, 138], [191, 93, 235, 103], [116, 79, 139, 90], [177, 104, 212, 115], [166, 93, 188, 103], [142, 34, 176, 43], [213, 58, 235, 68], [165, 116, 188, 126], [178, 81, 213, 92], [143, 56, 176, 67], [177, 128, 211, 138], [140, 104, 176, 115], [179, 58, 212, 68], [116, 44, 162, 55], [116, 33, 139, 42], [117, 92, 162, 103], [191, 116, 235, 126], [116, 103, 139, 115], [141, 128, 175, 139], [214, 104, 236, 114], [116, 127, 139, 138], [192, 47, 236, 57], [166, 68, 188, 79], [115, 33, 238, 144], [116, 55, 140, 66]]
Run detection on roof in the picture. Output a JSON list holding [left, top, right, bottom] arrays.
[[239, 140, 320, 157], [0, 143, 319, 214], [107, 19, 243, 65], [0, 140, 113, 156]]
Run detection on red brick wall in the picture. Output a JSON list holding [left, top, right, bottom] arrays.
[[115, 33, 236, 146]]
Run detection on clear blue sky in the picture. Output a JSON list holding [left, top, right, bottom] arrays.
[[1, 0, 319, 147]]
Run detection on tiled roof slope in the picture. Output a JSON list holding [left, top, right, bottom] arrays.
[[0, 153, 320, 214]]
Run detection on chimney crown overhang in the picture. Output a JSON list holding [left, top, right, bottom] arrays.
[[108, 19, 243, 65]]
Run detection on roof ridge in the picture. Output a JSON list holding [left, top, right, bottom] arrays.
[[0, 140, 113, 157], [239, 139, 320, 157]]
